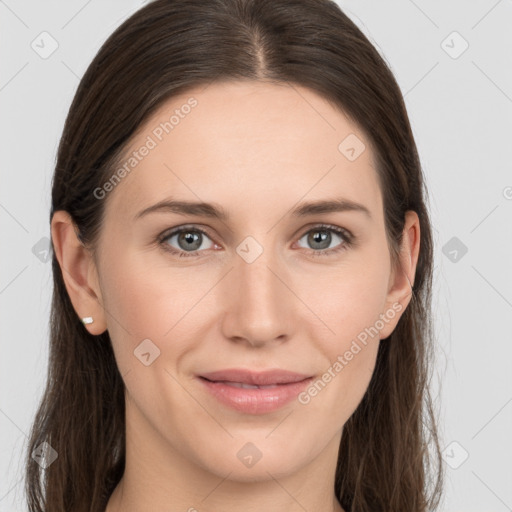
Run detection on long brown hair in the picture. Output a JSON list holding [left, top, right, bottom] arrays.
[[25, 0, 444, 510]]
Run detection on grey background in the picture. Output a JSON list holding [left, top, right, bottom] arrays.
[[1, 1, 511, 510]]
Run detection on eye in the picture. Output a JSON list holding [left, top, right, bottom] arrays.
[[158, 226, 216, 258], [295, 224, 353, 257], [158, 223, 354, 259]]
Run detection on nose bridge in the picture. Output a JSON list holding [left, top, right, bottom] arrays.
[[236, 236, 285, 311], [239, 249, 280, 303]]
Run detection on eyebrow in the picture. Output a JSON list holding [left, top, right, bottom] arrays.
[[134, 197, 372, 221]]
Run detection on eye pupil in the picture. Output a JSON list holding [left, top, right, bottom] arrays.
[[178, 231, 202, 251], [308, 230, 331, 250]]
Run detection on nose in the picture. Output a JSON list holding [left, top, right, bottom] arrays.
[[220, 247, 296, 348]]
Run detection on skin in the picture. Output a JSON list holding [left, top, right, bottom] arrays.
[[51, 80, 420, 512]]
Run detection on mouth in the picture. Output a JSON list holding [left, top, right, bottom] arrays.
[[196, 369, 314, 414], [198, 368, 313, 386], [201, 380, 282, 389]]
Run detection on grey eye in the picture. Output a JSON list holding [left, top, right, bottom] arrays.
[[297, 228, 346, 251], [163, 229, 214, 253]]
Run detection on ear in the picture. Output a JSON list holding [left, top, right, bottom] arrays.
[[50, 210, 107, 335], [379, 210, 421, 340]]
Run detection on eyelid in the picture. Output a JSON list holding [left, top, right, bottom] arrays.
[[296, 222, 353, 242], [158, 223, 355, 257], [157, 224, 216, 248]]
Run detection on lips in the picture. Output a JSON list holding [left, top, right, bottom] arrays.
[[215, 382, 279, 389], [197, 368, 314, 414], [198, 368, 312, 386]]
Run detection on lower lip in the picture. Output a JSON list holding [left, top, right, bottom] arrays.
[[198, 377, 313, 414]]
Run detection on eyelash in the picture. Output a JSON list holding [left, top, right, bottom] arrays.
[[157, 223, 355, 259]]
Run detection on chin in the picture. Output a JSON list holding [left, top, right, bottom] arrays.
[[196, 446, 307, 483]]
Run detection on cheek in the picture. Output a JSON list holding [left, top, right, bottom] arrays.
[[298, 280, 383, 434], [98, 252, 200, 369], [296, 252, 389, 416], [307, 252, 391, 346]]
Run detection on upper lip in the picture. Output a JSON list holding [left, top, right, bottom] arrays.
[[198, 368, 313, 386]]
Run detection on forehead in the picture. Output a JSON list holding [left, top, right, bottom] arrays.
[[103, 80, 382, 224]]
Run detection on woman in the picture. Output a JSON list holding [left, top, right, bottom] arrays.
[[25, 0, 444, 510]]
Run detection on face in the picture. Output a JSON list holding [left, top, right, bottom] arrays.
[[56, 80, 417, 484]]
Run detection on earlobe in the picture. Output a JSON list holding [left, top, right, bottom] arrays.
[[50, 210, 107, 335], [379, 210, 421, 340]]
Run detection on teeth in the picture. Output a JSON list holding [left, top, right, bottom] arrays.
[[221, 381, 279, 389]]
